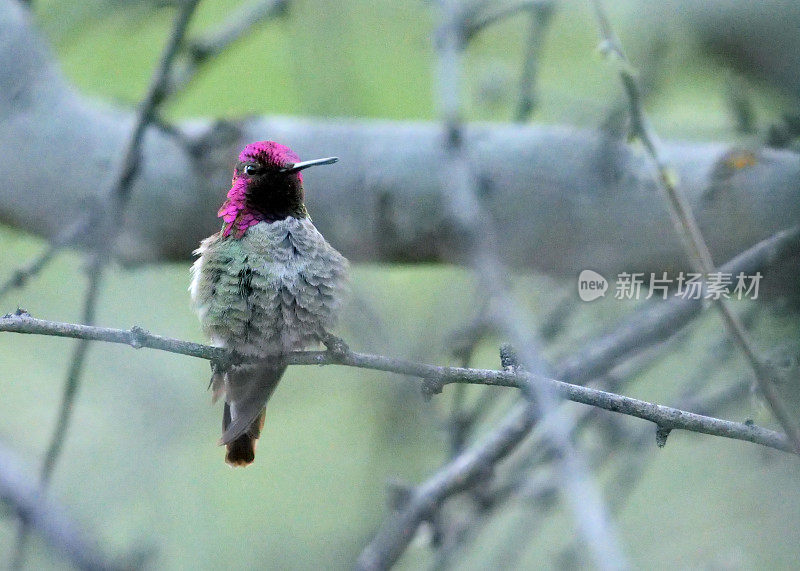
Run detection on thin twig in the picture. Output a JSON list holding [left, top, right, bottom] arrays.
[[446, 299, 494, 456], [9, 2, 202, 567], [591, 0, 800, 452], [169, 0, 289, 94], [0, 312, 792, 455], [0, 243, 61, 300], [0, 218, 86, 301], [0, 311, 226, 360], [0, 441, 142, 571], [10, 259, 104, 569], [110, 0, 202, 213], [463, 0, 549, 40], [41, 265, 104, 487], [432, 2, 626, 568], [514, 1, 554, 122]]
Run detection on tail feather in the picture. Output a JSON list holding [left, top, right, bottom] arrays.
[[224, 405, 266, 467], [217, 362, 287, 466]]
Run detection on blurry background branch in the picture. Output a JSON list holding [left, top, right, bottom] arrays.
[[1, 1, 800, 276], [591, 0, 800, 451], [0, 0, 286, 301], [368, 221, 800, 568], [8, 0, 202, 568], [514, 1, 554, 122], [401, 2, 627, 569], [2, 0, 800, 568], [0, 441, 145, 571], [166, 0, 289, 95], [0, 218, 85, 301]]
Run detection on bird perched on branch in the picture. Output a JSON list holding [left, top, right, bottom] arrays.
[[190, 141, 348, 466]]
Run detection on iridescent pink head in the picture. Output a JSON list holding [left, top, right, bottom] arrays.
[[217, 141, 338, 238]]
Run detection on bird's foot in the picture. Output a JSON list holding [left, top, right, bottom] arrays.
[[211, 350, 244, 375], [322, 333, 350, 360]]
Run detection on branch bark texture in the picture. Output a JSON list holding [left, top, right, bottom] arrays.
[[0, 312, 792, 455], [1, 2, 799, 275]]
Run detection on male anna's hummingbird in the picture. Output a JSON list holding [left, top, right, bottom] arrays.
[[190, 141, 348, 466]]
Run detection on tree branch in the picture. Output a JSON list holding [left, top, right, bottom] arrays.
[[2, 221, 796, 473], [0, 441, 144, 571], [591, 0, 800, 452], [9, 2, 202, 568], [172, 0, 288, 94], [434, 1, 625, 568], [0, 312, 791, 451], [2, 1, 800, 273]]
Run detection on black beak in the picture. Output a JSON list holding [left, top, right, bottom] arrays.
[[280, 157, 338, 173]]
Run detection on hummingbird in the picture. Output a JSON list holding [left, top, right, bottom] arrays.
[[190, 141, 348, 466]]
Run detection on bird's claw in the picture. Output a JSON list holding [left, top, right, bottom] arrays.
[[211, 350, 242, 374], [322, 333, 350, 360]]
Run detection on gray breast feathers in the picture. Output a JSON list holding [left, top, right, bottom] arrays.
[[191, 218, 348, 357]]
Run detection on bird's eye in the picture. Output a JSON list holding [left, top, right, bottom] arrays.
[[244, 165, 260, 176]]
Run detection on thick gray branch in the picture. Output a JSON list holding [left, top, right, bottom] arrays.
[[1, 2, 799, 274]]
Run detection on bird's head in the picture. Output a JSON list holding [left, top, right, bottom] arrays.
[[218, 141, 338, 238]]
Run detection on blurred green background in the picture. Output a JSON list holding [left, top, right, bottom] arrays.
[[2, 0, 800, 569]]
